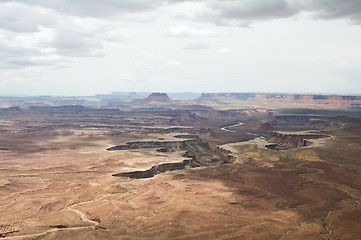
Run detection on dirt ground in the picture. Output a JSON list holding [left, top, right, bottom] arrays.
[[0, 108, 361, 239]]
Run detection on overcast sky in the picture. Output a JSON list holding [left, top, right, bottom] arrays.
[[1, 0, 361, 96]]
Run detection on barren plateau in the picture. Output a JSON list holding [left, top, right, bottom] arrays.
[[0, 93, 361, 239]]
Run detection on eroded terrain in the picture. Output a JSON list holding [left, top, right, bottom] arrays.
[[1, 101, 361, 239]]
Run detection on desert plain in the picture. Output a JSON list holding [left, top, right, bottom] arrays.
[[0, 93, 361, 239]]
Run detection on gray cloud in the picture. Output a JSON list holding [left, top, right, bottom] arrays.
[[208, 0, 297, 21], [1, 0, 361, 23], [301, 0, 361, 23], [1, 0, 361, 29], [0, 1, 120, 68], [198, 0, 361, 26], [0, 0, 166, 17], [51, 30, 104, 57], [0, 2, 56, 32], [0, 42, 65, 69]]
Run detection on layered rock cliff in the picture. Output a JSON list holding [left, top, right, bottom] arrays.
[[266, 131, 328, 150], [112, 159, 194, 179], [109, 136, 236, 178]]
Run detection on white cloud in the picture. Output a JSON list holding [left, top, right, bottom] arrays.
[[166, 60, 183, 66], [0, 33, 65, 69], [166, 25, 197, 37], [166, 25, 225, 37], [121, 73, 144, 82], [218, 48, 233, 54], [141, 51, 153, 57], [0, 2, 56, 32], [183, 40, 209, 50]]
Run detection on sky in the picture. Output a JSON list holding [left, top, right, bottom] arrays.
[[0, 0, 361, 96]]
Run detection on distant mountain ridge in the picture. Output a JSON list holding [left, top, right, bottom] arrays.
[[195, 93, 361, 109], [1, 92, 360, 109]]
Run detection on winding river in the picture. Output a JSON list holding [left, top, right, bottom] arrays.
[[220, 122, 244, 132]]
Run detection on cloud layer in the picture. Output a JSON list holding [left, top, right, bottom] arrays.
[[1, 0, 360, 69], [187, 0, 361, 26], [0, 0, 361, 95]]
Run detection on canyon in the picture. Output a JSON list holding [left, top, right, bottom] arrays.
[[0, 93, 360, 239]]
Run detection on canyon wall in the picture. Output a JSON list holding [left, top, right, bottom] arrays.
[[266, 131, 328, 150]]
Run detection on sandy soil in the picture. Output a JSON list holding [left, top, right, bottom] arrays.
[[1, 109, 361, 239]]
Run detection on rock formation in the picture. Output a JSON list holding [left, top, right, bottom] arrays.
[[112, 159, 194, 179], [266, 131, 328, 150], [195, 93, 361, 109], [145, 93, 173, 102]]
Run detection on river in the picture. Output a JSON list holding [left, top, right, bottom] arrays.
[[220, 122, 244, 132]]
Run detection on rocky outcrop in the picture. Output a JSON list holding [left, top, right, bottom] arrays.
[[268, 114, 342, 131], [306, 119, 342, 130], [271, 115, 316, 124], [112, 159, 194, 179], [173, 134, 200, 139], [189, 108, 269, 118], [258, 121, 275, 132], [197, 93, 223, 103], [266, 131, 328, 150], [198, 128, 217, 138], [0, 107, 21, 116], [118, 126, 194, 134], [215, 147, 237, 163], [107, 138, 218, 166], [110, 135, 238, 178], [130, 93, 175, 106], [144, 93, 172, 102], [27, 105, 121, 115], [112, 138, 237, 179], [106, 139, 198, 151]]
